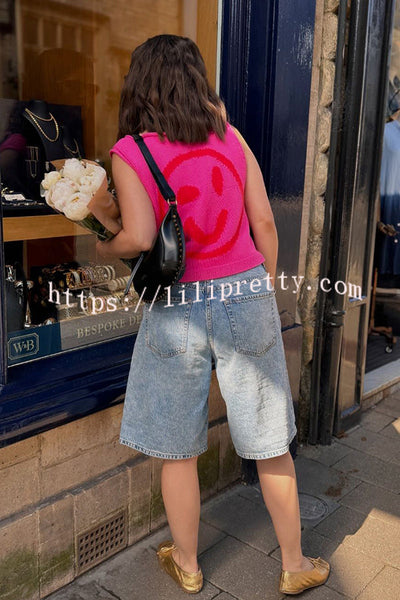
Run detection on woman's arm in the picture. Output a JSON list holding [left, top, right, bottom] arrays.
[[232, 126, 278, 288], [96, 153, 157, 259]]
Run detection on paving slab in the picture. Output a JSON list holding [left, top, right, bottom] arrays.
[[374, 394, 400, 418], [148, 519, 227, 556], [44, 582, 117, 600], [339, 481, 400, 523], [380, 416, 400, 439], [293, 586, 349, 599], [270, 527, 338, 564], [356, 565, 400, 600], [315, 505, 400, 568], [314, 505, 369, 544], [71, 540, 220, 600], [199, 535, 282, 600], [200, 535, 347, 600], [45, 533, 220, 600], [359, 408, 395, 432], [389, 449, 400, 466], [236, 483, 264, 506], [293, 455, 359, 501], [296, 440, 353, 467], [200, 490, 278, 555], [321, 543, 383, 598], [274, 529, 382, 597], [336, 425, 400, 462], [331, 448, 400, 493]]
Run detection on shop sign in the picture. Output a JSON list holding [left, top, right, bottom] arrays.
[[59, 306, 143, 350], [7, 327, 61, 364]]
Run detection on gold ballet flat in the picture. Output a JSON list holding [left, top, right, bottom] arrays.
[[156, 539, 203, 594], [279, 556, 330, 595]]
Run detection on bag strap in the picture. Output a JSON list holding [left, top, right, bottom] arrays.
[[132, 134, 176, 205], [123, 134, 177, 297]]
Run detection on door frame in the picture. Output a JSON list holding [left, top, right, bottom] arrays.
[[309, 0, 396, 444]]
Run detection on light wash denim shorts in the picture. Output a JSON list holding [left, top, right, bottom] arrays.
[[119, 264, 297, 460]]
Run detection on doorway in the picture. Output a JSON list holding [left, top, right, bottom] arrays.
[[310, 0, 396, 444], [365, 1, 400, 390]]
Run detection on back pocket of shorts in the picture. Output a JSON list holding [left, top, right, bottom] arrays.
[[223, 292, 277, 356], [145, 299, 192, 358]]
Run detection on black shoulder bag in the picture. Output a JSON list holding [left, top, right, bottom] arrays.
[[123, 134, 185, 303]]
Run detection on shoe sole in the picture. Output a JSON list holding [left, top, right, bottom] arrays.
[[280, 574, 330, 595]]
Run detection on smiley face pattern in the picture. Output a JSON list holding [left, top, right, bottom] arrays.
[[110, 123, 265, 282]]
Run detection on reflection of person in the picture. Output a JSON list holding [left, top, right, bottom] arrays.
[[97, 35, 330, 595], [22, 48, 95, 158], [0, 101, 30, 197], [376, 79, 400, 286]]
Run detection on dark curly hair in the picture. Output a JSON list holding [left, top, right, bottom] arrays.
[[117, 35, 227, 144]]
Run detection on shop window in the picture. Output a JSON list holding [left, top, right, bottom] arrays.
[[1, 0, 218, 369]]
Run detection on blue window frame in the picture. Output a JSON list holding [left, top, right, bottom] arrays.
[[0, 0, 316, 448]]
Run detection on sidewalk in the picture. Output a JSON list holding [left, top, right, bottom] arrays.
[[47, 393, 400, 600]]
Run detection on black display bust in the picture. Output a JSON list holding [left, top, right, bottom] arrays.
[[22, 99, 65, 161], [21, 99, 65, 201]]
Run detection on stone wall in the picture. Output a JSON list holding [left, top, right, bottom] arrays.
[[0, 373, 240, 600], [297, 0, 340, 441]]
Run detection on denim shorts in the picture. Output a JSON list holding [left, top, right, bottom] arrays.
[[119, 264, 297, 459]]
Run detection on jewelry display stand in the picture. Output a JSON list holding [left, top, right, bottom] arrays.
[[0, 98, 85, 213], [21, 100, 65, 202], [29, 262, 135, 325], [23, 100, 64, 158]]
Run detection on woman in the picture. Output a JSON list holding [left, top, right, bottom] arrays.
[[97, 34, 330, 596]]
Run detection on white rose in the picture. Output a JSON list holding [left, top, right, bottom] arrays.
[[63, 192, 91, 221], [83, 161, 101, 175], [83, 161, 95, 173], [42, 170, 61, 190], [80, 165, 106, 194], [92, 166, 106, 188], [45, 187, 54, 207], [79, 175, 98, 195], [62, 158, 86, 183], [49, 180, 79, 211]]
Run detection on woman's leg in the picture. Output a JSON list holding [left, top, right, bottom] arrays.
[[256, 451, 313, 572], [161, 456, 201, 573]]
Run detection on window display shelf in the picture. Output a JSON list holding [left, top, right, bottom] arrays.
[[2, 214, 91, 242]]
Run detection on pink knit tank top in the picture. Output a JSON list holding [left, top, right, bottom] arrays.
[[109, 123, 265, 282]]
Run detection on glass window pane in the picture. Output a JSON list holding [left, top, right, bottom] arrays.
[[0, 0, 217, 366]]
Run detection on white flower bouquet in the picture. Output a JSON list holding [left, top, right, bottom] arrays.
[[41, 158, 122, 242]]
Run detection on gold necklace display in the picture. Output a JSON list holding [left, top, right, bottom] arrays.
[[24, 107, 60, 142], [63, 138, 80, 156], [26, 159, 38, 179]]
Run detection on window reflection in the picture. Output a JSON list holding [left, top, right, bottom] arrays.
[[0, 0, 201, 365]]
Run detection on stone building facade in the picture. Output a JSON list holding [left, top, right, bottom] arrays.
[[298, 0, 340, 441], [4, 1, 388, 598]]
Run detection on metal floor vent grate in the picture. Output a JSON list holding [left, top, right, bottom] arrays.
[[77, 509, 127, 574]]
